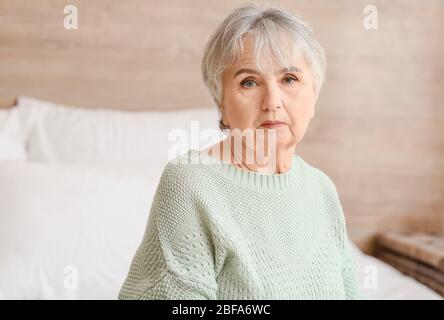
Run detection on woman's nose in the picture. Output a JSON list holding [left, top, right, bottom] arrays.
[[262, 85, 282, 111]]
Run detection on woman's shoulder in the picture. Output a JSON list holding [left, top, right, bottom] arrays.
[[299, 157, 338, 193], [157, 149, 214, 192]]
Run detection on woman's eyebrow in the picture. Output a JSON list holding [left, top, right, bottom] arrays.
[[281, 66, 302, 74], [233, 66, 302, 78]]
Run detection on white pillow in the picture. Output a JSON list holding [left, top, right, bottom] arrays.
[[16, 96, 225, 166], [0, 107, 29, 160], [0, 160, 162, 299], [0, 109, 9, 124]]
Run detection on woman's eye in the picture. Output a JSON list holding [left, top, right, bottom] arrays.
[[283, 77, 298, 84], [241, 77, 297, 88], [241, 80, 257, 88]]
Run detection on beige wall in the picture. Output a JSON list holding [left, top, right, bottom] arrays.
[[0, 0, 443, 253]]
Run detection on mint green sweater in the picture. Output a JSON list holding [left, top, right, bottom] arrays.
[[118, 149, 360, 300]]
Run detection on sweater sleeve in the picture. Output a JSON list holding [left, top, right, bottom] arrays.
[[342, 235, 360, 300], [118, 163, 219, 300], [321, 171, 360, 300], [335, 196, 360, 300]]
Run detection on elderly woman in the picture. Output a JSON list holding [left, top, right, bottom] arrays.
[[119, 5, 359, 300]]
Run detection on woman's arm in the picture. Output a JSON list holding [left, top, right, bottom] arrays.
[[342, 235, 360, 300], [321, 171, 361, 300], [333, 188, 361, 300], [118, 163, 219, 300]]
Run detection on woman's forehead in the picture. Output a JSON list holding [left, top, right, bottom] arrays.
[[229, 54, 306, 76], [233, 38, 304, 71]]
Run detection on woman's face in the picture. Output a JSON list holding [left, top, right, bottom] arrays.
[[220, 37, 318, 151]]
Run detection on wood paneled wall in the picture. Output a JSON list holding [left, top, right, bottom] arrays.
[[0, 0, 443, 253]]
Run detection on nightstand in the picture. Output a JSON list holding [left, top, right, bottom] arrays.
[[375, 230, 444, 297]]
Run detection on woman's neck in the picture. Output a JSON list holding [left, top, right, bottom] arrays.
[[204, 138, 296, 175]]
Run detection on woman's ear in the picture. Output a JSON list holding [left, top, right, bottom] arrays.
[[216, 100, 229, 130], [220, 107, 230, 129]]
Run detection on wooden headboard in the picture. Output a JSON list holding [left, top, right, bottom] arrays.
[[1, 0, 443, 253]]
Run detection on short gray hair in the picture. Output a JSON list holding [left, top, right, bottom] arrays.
[[201, 5, 327, 130]]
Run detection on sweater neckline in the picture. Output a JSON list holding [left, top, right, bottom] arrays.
[[186, 149, 304, 192]]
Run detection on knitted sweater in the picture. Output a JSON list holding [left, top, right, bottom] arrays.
[[118, 149, 360, 300]]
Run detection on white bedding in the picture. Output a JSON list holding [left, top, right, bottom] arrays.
[[0, 160, 161, 299], [351, 242, 442, 299], [0, 97, 441, 300], [2, 96, 226, 166], [0, 109, 8, 123]]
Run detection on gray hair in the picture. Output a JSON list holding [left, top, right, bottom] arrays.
[[201, 5, 327, 130]]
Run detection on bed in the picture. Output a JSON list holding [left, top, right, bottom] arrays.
[[0, 97, 441, 300]]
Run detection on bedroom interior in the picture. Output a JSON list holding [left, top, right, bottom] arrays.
[[0, 0, 443, 299]]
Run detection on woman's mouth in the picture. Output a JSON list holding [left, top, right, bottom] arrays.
[[259, 120, 287, 129]]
